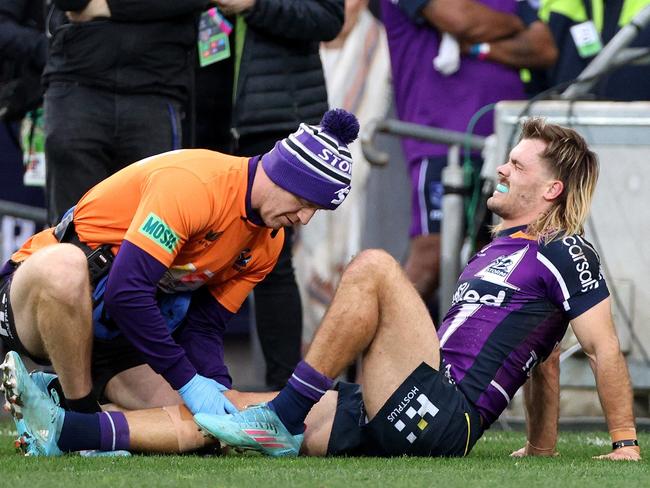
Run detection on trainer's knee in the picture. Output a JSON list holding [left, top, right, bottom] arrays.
[[32, 244, 89, 304]]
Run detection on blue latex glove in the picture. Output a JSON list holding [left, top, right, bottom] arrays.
[[178, 374, 238, 415]]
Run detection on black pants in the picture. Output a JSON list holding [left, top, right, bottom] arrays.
[[44, 82, 183, 224], [237, 132, 303, 389]]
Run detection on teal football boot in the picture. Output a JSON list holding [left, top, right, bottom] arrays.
[[194, 403, 303, 457], [6, 370, 60, 451], [1, 351, 64, 456]]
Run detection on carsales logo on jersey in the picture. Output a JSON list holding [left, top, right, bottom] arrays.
[[451, 282, 506, 307], [562, 236, 600, 292]]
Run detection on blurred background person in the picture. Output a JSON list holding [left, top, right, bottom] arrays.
[[530, 0, 650, 100], [293, 0, 391, 352], [380, 0, 557, 318], [191, 0, 344, 390], [0, 0, 48, 262], [43, 0, 207, 224]]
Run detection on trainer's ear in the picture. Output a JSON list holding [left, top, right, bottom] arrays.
[[544, 180, 564, 202]]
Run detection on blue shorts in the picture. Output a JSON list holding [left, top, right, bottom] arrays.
[[408, 156, 446, 237], [327, 362, 484, 457], [408, 155, 485, 238]]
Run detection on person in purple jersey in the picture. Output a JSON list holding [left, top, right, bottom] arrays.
[[2, 118, 641, 461], [380, 0, 557, 314]]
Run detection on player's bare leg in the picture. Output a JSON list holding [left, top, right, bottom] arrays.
[[192, 249, 440, 456], [305, 249, 440, 416], [300, 390, 338, 456], [9, 244, 97, 409], [125, 390, 276, 453]]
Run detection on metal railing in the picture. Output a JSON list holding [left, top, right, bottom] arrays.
[[0, 199, 47, 223]]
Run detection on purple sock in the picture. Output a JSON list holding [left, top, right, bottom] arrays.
[[57, 411, 130, 452], [268, 360, 333, 435], [98, 411, 130, 452]]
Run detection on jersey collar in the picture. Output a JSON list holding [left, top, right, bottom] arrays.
[[496, 225, 530, 239], [244, 156, 266, 227]]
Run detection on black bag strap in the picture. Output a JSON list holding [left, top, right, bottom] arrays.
[[53, 212, 114, 288]]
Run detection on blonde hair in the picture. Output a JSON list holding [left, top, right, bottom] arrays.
[[494, 118, 599, 242]]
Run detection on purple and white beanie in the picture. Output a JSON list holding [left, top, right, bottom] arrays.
[[262, 108, 360, 210]]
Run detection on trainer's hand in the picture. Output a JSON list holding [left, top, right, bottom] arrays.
[[178, 374, 238, 416], [593, 446, 641, 461], [510, 441, 558, 457]]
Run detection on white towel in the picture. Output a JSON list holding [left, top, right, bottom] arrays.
[[433, 32, 461, 76]]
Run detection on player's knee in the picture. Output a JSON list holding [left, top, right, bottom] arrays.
[[347, 249, 399, 280], [35, 244, 89, 304]]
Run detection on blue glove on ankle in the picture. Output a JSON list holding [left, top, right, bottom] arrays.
[[178, 374, 238, 415]]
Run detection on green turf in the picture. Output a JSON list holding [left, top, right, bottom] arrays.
[[0, 423, 647, 487]]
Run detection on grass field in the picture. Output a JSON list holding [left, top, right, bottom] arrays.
[[0, 423, 647, 487]]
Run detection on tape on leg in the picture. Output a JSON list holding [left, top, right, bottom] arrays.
[[162, 405, 208, 453]]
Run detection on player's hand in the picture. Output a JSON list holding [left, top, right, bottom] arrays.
[[510, 441, 558, 457], [593, 446, 641, 461], [178, 374, 238, 416]]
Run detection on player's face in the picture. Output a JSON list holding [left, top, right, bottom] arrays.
[[487, 138, 557, 226], [260, 185, 319, 229]]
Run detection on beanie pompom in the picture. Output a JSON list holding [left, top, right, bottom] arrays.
[[320, 108, 359, 145]]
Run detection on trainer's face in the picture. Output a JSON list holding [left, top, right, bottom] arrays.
[[487, 138, 561, 227], [260, 185, 319, 230]]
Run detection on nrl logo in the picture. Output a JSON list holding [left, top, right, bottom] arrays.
[[474, 246, 528, 290]]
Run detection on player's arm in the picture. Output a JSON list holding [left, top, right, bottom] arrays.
[[475, 20, 557, 69], [571, 297, 641, 461], [414, 0, 524, 43], [511, 347, 560, 457]]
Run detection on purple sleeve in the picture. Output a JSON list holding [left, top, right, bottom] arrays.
[[103, 240, 196, 390], [174, 288, 234, 388]]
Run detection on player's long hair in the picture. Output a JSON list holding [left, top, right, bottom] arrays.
[[520, 118, 600, 242]]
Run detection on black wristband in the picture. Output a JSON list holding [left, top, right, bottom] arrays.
[[612, 439, 639, 450]]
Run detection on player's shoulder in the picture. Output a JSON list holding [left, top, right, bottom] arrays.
[[537, 232, 602, 271]]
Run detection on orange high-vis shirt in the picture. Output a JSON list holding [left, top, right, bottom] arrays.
[[12, 150, 284, 312]]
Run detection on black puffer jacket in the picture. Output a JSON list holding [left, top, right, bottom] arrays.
[[233, 0, 344, 138]]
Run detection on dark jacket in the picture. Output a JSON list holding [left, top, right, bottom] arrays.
[[233, 0, 344, 139], [0, 0, 48, 119], [42, 0, 208, 102]]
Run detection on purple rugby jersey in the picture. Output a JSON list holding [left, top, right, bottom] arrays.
[[438, 226, 609, 426], [380, 0, 526, 163]]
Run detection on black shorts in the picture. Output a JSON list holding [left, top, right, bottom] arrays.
[[0, 271, 51, 365], [327, 362, 484, 457], [0, 270, 146, 401]]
